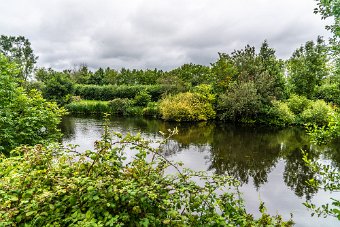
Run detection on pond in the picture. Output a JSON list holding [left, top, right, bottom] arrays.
[[61, 115, 340, 227]]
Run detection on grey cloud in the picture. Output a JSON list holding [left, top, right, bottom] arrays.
[[0, 0, 331, 71]]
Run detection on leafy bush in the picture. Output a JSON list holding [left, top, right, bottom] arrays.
[[0, 54, 66, 154], [300, 100, 335, 126], [160, 92, 216, 121], [268, 101, 296, 126], [65, 100, 110, 114], [142, 102, 161, 118], [133, 91, 151, 107], [287, 94, 310, 115], [192, 84, 216, 104], [217, 82, 261, 121], [308, 113, 340, 144], [0, 128, 293, 226], [108, 98, 133, 116], [43, 72, 75, 105], [125, 106, 144, 116], [315, 83, 340, 106]]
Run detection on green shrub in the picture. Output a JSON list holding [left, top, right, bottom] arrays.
[[43, 72, 74, 105], [133, 91, 151, 107], [287, 94, 310, 115], [308, 113, 340, 144], [315, 83, 340, 106], [300, 100, 335, 126], [65, 100, 110, 114], [217, 82, 261, 121], [160, 92, 216, 121], [142, 102, 161, 118], [108, 98, 133, 116], [0, 129, 293, 226], [269, 101, 296, 126], [125, 106, 144, 116]]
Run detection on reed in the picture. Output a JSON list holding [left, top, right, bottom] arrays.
[[65, 100, 110, 114]]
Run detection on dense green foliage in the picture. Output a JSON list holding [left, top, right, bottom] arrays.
[[28, 36, 338, 128], [287, 36, 329, 98], [314, 0, 340, 65], [108, 98, 134, 116], [268, 96, 336, 126], [217, 82, 261, 122], [133, 91, 152, 107], [315, 80, 340, 105], [308, 113, 340, 144], [42, 71, 75, 105], [0, 126, 293, 226], [51, 36, 339, 128], [0, 35, 37, 83], [0, 54, 66, 154], [74, 84, 173, 101], [212, 41, 288, 123], [301, 2, 340, 220]]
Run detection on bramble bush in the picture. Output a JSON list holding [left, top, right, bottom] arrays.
[[0, 123, 293, 226]]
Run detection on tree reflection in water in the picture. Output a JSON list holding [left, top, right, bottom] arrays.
[[161, 123, 333, 200], [61, 116, 340, 201]]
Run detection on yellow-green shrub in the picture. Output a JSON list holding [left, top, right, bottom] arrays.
[[269, 101, 296, 126], [160, 92, 215, 121], [287, 94, 311, 115], [300, 100, 335, 126]]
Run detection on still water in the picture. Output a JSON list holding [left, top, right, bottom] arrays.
[[61, 115, 340, 227]]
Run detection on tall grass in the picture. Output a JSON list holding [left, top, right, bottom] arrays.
[[65, 100, 110, 114], [66, 99, 146, 116]]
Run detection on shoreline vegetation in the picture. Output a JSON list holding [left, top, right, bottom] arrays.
[[1, 0, 339, 223]]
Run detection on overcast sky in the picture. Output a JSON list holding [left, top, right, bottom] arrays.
[[0, 0, 331, 70]]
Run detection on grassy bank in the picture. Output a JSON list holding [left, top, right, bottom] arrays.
[[65, 100, 110, 114]]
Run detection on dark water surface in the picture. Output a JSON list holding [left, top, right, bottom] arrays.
[[61, 115, 340, 227]]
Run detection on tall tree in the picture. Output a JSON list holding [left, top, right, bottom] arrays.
[[88, 67, 105, 85], [210, 53, 238, 92], [0, 35, 38, 82], [314, 0, 340, 77], [70, 64, 91, 84], [287, 36, 329, 98]]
